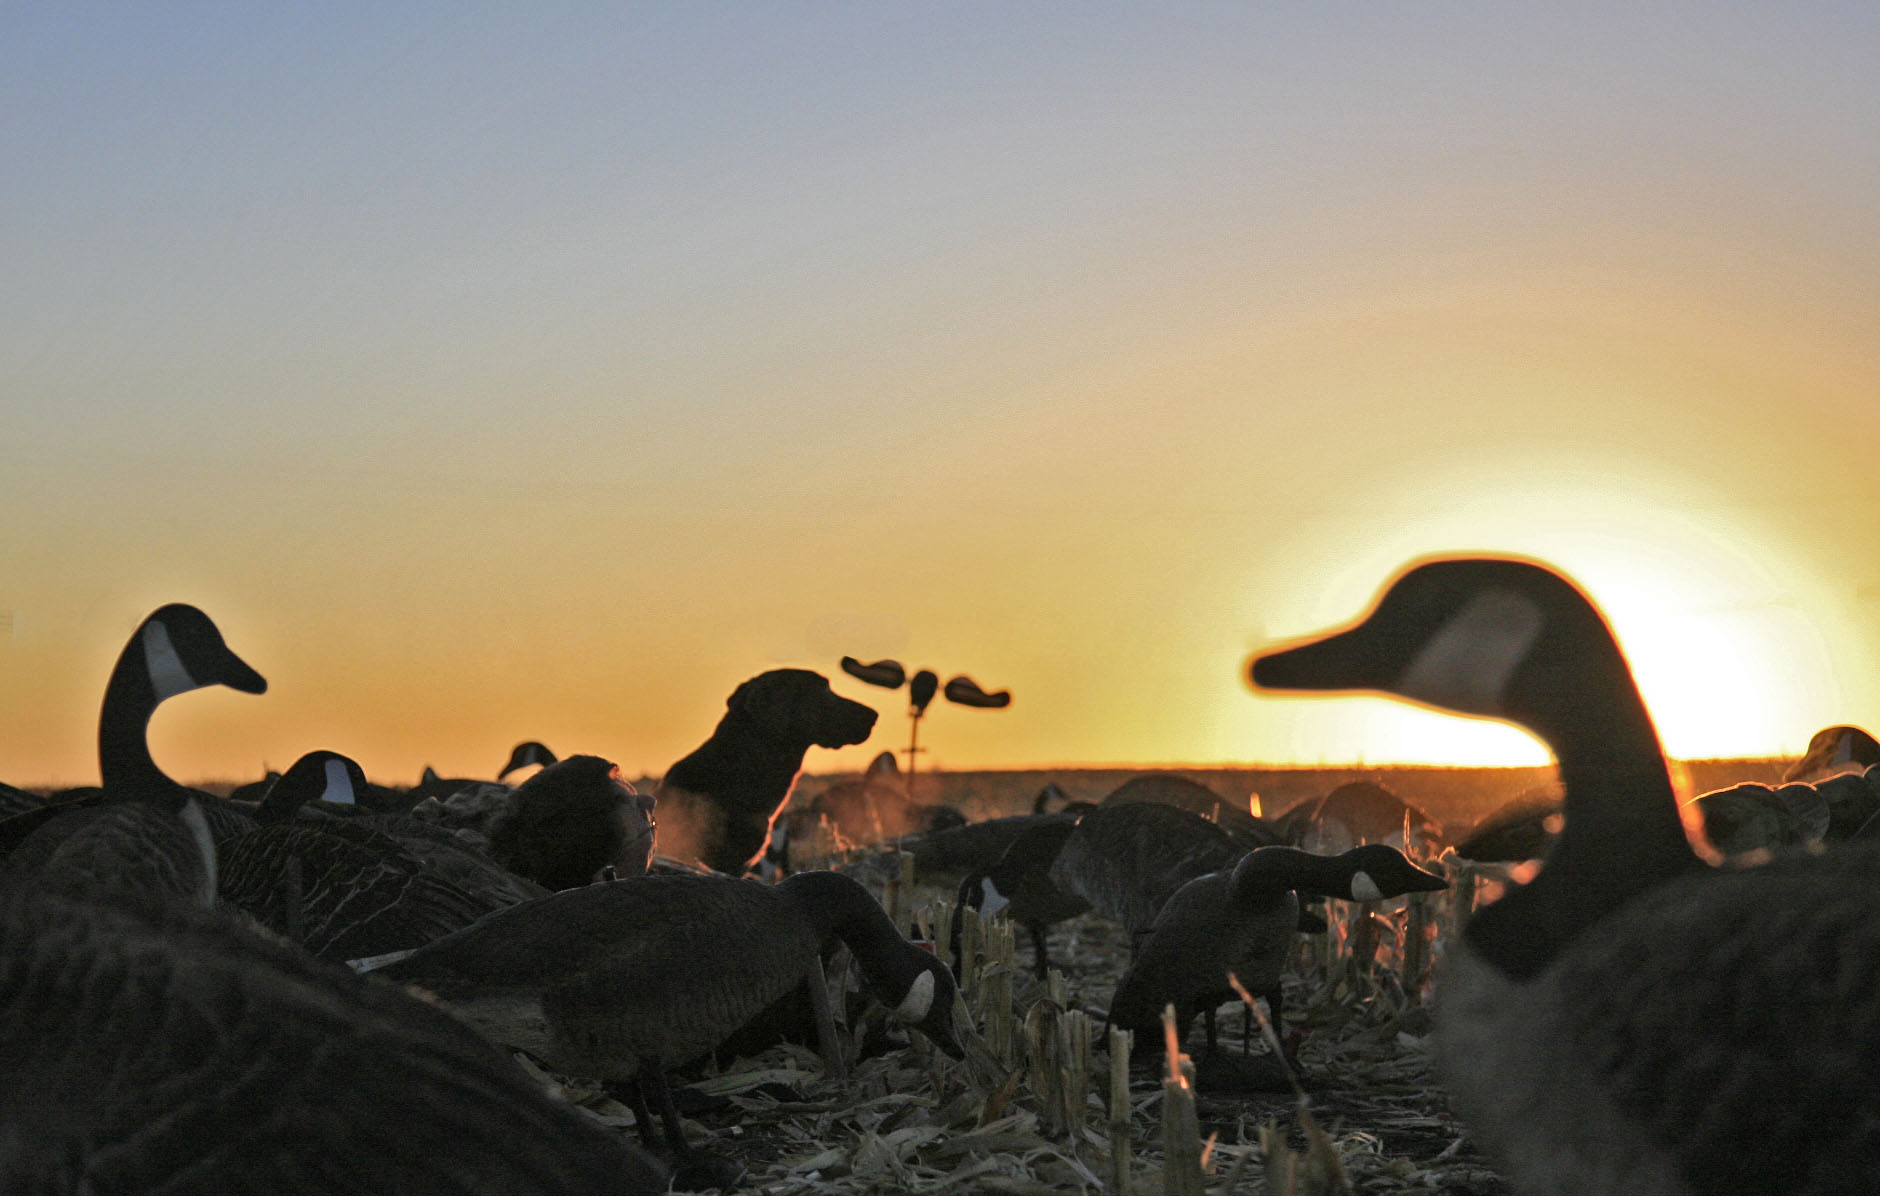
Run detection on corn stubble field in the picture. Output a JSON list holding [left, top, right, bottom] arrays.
[[546, 761, 1783, 1196]]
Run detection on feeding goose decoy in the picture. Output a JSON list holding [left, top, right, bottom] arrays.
[[0, 882, 665, 1193], [1047, 801, 1252, 941], [0, 604, 265, 908], [487, 754, 658, 889], [656, 669, 878, 875], [1107, 843, 1445, 1082], [1784, 724, 1880, 782], [376, 869, 963, 1189], [952, 812, 1090, 977], [1251, 554, 1880, 1196]]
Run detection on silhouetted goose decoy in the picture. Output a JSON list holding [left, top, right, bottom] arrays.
[[1784, 724, 1880, 782], [1454, 784, 1566, 863], [0, 883, 664, 1193], [953, 812, 1089, 977], [0, 604, 265, 907], [1047, 801, 1250, 940], [378, 869, 962, 1188], [1272, 779, 1442, 855], [656, 669, 878, 874], [488, 754, 657, 889], [1108, 843, 1445, 1078], [498, 739, 559, 781], [219, 814, 542, 964], [1251, 554, 1880, 1195], [1100, 773, 1283, 848]]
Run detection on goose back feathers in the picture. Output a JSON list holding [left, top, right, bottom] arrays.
[[0, 884, 664, 1194]]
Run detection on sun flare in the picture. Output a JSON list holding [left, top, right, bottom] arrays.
[[1238, 468, 1856, 767]]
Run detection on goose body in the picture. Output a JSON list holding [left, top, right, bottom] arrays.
[[1100, 773, 1281, 846], [0, 884, 664, 1194], [218, 817, 538, 962], [1251, 554, 1880, 1196], [1047, 801, 1249, 939], [380, 869, 961, 1184], [1109, 844, 1444, 1061], [953, 812, 1089, 976], [1272, 779, 1441, 855], [381, 870, 962, 1076]]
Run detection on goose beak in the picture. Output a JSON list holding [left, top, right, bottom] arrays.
[[1249, 623, 1384, 694], [221, 651, 268, 695]]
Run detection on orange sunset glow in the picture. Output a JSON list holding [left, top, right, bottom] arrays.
[[4, 7, 1878, 790]]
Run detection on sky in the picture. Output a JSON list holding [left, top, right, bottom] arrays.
[[4, 4, 1878, 786]]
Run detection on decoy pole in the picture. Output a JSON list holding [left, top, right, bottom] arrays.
[[838, 657, 1012, 800]]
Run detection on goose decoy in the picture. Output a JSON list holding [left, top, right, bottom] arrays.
[[218, 815, 544, 964], [1454, 784, 1566, 863], [953, 812, 1089, 977], [1272, 779, 1442, 855], [0, 883, 664, 1193], [218, 749, 546, 960], [0, 604, 265, 907], [1108, 843, 1445, 1077], [1251, 554, 1880, 1195], [377, 869, 963, 1189], [1100, 773, 1283, 848], [1046, 801, 1251, 941], [801, 750, 924, 845], [487, 754, 658, 889], [498, 739, 559, 781], [656, 669, 877, 875], [248, 749, 370, 823], [1784, 724, 1880, 782]]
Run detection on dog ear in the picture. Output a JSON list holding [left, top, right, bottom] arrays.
[[728, 671, 803, 739]]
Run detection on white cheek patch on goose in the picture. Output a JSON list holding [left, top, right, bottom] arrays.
[[1350, 870, 1384, 902], [979, 877, 1011, 917], [893, 969, 936, 1023], [142, 621, 202, 702], [1396, 588, 1544, 715], [321, 759, 358, 806], [180, 797, 218, 906]]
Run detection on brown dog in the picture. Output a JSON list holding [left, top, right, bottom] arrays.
[[656, 670, 877, 874]]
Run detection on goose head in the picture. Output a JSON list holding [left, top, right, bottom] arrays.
[[1337, 842, 1448, 901], [100, 604, 267, 795], [255, 751, 368, 823], [872, 947, 966, 1060], [1249, 556, 1645, 760], [1250, 555, 1696, 980]]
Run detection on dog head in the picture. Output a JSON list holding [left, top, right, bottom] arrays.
[[727, 669, 878, 749]]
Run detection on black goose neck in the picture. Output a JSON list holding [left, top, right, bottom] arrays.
[[781, 871, 907, 962], [1467, 650, 1702, 981], [97, 632, 175, 803], [1229, 847, 1352, 900]]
